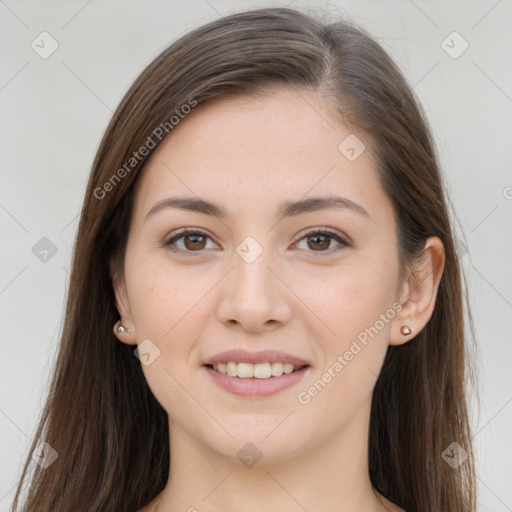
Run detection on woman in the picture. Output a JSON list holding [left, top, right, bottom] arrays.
[[11, 7, 476, 512]]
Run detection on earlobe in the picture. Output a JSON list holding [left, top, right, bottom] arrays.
[[389, 319, 415, 346], [113, 319, 137, 345], [389, 236, 445, 346]]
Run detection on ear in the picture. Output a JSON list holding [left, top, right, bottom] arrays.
[[111, 268, 137, 346], [389, 236, 445, 346]]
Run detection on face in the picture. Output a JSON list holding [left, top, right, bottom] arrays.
[[113, 86, 405, 463]]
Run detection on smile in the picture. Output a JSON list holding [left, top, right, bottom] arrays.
[[208, 361, 306, 379], [203, 363, 310, 397]]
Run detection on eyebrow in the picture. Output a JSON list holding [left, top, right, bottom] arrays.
[[145, 195, 370, 221]]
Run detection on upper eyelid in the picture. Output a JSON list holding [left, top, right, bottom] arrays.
[[164, 227, 218, 244]]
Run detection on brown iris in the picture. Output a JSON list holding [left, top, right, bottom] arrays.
[[307, 234, 331, 251], [183, 234, 207, 251]]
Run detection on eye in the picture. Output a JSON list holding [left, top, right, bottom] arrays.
[[164, 228, 218, 253], [164, 227, 349, 255], [294, 228, 349, 253]]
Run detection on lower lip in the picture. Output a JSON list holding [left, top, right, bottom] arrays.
[[204, 365, 310, 397]]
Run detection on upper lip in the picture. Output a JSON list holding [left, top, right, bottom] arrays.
[[203, 349, 310, 366]]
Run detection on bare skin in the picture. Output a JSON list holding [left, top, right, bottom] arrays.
[[138, 491, 404, 512], [113, 86, 444, 512]]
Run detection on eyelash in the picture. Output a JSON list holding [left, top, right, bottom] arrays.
[[163, 228, 350, 255]]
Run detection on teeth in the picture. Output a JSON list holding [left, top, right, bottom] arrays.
[[271, 362, 283, 377], [211, 361, 303, 379], [237, 362, 254, 378]]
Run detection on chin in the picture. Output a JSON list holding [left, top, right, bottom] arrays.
[[200, 421, 310, 463]]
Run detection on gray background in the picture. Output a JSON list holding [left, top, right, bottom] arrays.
[[1, 0, 511, 510]]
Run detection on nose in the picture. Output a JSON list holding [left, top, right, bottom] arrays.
[[215, 244, 293, 333]]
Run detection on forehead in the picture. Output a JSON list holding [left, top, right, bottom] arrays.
[[131, 87, 391, 224]]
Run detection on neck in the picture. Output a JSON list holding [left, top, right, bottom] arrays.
[[155, 399, 392, 512]]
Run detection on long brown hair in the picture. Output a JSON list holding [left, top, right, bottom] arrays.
[[11, 7, 476, 511]]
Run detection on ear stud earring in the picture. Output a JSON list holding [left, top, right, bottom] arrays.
[[115, 322, 132, 334], [400, 325, 412, 336]]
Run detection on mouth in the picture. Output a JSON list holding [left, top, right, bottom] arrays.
[[203, 362, 311, 398], [204, 362, 309, 379]]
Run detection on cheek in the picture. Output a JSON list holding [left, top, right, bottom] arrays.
[[298, 252, 398, 400], [124, 258, 211, 412], [122, 258, 198, 383], [126, 254, 210, 338], [299, 252, 399, 343], [295, 287, 395, 434]]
